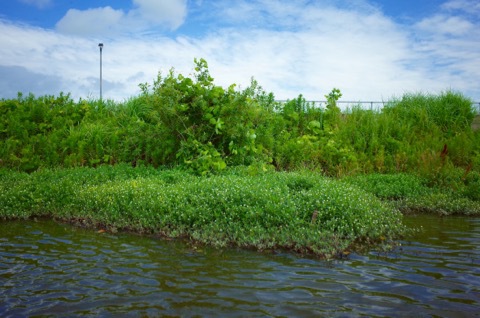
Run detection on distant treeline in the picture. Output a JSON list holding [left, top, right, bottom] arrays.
[[1, 59, 479, 192]]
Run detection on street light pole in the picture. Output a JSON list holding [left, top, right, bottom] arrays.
[[98, 43, 103, 101]]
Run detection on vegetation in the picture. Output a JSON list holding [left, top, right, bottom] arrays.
[[1, 59, 478, 177], [1, 58, 479, 257], [343, 173, 480, 216], [0, 165, 407, 257]]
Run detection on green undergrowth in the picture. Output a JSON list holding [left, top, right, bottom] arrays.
[[0, 165, 407, 258], [343, 173, 480, 216]]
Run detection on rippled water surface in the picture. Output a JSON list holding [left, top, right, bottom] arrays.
[[1, 216, 479, 317]]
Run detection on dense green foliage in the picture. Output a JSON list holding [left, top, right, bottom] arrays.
[[1, 59, 478, 181], [0, 165, 406, 257]]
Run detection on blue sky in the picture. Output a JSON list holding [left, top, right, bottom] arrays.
[[1, 0, 479, 102]]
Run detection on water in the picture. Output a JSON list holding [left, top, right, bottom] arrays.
[[1, 216, 479, 317]]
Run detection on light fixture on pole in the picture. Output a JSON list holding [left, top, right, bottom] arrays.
[[98, 43, 103, 101]]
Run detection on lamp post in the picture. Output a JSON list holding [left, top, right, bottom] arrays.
[[98, 43, 103, 101]]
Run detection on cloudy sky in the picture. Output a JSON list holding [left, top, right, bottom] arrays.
[[1, 0, 479, 102]]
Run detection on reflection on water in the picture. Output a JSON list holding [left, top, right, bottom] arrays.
[[0, 216, 479, 317]]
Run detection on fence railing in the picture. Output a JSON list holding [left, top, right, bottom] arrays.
[[277, 100, 480, 114]]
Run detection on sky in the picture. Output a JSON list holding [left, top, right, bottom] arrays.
[[0, 0, 479, 103]]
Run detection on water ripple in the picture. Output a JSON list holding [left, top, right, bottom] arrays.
[[1, 216, 479, 317]]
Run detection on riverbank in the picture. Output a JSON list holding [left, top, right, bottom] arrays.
[[1, 165, 478, 258]]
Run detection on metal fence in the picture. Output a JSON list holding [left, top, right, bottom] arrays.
[[277, 100, 480, 114]]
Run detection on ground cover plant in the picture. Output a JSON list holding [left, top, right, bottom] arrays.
[[1, 58, 479, 256], [342, 173, 480, 216], [0, 165, 407, 258]]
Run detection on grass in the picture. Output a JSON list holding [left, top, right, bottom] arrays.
[[0, 164, 408, 258]]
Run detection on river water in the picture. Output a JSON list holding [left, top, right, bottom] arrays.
[[1, 215, 479, 317]]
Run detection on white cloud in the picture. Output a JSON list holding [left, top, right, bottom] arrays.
[[55, 0, 187, 36], [0, 20, 119, 98], [195, 1, 424, 100], [56, 7, 125, 36], [415, 15, 475, 35], [131, 0, 187, 29], [0, 65, 63, 98], [18, 0, 52, 9], [1, 0, 480, 102], [442, 0, 480, 15], [410, 1, 480, 100]]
